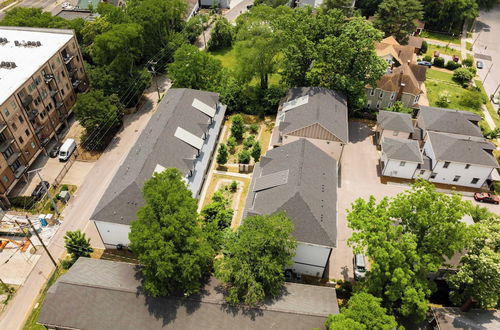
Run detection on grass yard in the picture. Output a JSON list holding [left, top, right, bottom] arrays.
[[466, 41, 473, 51], [475, 80, 500, 128], [420, 30, 461, 45], [424, 44, 459, 58]]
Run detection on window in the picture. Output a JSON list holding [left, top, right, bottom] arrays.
[[10, 101, 17, 109], [443, 161, 450, 168], [465, 164, 471, 169], [76, 55, 80, 62], [25, 129, 30, 136], [65, 84, 69, 90], [19, 136, 24, 144], [3, 146, 14, 158], [3, 109, 10, 117], [430, 172, 437, 179], [419, 170, 425, 175], [61, 71, 65, 78], [376, 101, 381, 109], [2, 176, 8, 184], [415, 95, 420, 102], [10, 159, 21, 172], [367, 100, 372, 108], [453, 175, 461, 182], [61, 89, 65, 96], [370, 89, 375, 96], [31, 142, 36, 149], [390, 92, 396, 100], [56, 57, 61, 65], [379, 91, 384, 98], [11, 123, 17, 131], [392, 131, 399, 136], [471, 178, 480, 184], [400, 161, 406, 167], [18, 115, 24, 124]]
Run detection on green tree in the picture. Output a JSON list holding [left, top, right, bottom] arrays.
[[238, 150, 251, 164], [183, 15, 205, 44], [251, 141, 262, 162], [201, 190, 234, 251], [129, 168, 214, 297], [466, 202, 494, 222], [254, 0, 289, 7], [215, 212, 297, 305], [230, 114, 245, 140], [385, 101, 412, 113], [80, 16, 112, 47], [208, 17, 234, 51], [453, 67, 474, 85], [374, 0, 423, 43], [447, 217, 500, 309], [307, 17, 387, 109], [227, 136, 237, 153], [64, 230, 93, 263], [216, 143, 229, 165], [168, 44, 225, 91], [321, 0, 355, 14], [325, 293, 398, 330], [348, 180, 470, 319]]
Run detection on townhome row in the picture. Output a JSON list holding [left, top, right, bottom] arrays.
[[0, 26, 88, 205], [377, 106, 499, 189]]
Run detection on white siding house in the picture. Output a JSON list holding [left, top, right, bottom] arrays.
[[94, 221, 131, 249], [381, 137, 422, 179], [293, 243, 332, 278], [376, 110, 414, 145]]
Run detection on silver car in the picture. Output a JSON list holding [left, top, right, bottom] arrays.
[[354, 254, 367, 280]]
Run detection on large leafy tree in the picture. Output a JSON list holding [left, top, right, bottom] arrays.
[[215, 212, 297, 305], [348, 180, 470, 320], [307, 16, 387, 109], [168, 44, 225, 91], [374, 0, 423, 43], [201, 190, 234, 251], [447, 216, 500, 309], [421, 0, 478, 32], [64, 230, 93, 263], [129, 168, 214, 297], [325, 293, 398, 330], [208, 17, 234, 51], [321, 0, 356, 14]]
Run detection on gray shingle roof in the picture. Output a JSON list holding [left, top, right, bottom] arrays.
[[377, 110, 414, 133], [38, 258, 339, 330], [418, 106, 483, 137], [382, 137, 423, 163], [278, 87, 348, 143], [91, 89, 225, 225], [427, 131, 498, 168], [245, 139, 337, 247]]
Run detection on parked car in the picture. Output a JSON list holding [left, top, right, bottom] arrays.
[[477, 60, 484, 69], [417, 61, 432, 67], [31, 181, 50, 201], [433, 50, 440, 57], [452, 55, 460, 62], [474, 192, 500, 205], [354, 254, 367, 280], [49, 143, 62, 158], [58, 138, 76, 162]]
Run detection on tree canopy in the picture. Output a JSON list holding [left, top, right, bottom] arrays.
[[64, 230, 93, 263], [348, 180, 471, 320], [129, 168, 214, 297], [215, 212, 297, 305], [208, 17, 234, 51], [374, 0, 423, 43]]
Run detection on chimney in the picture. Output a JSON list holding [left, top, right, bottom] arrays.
[[396, 69, 405, 101]]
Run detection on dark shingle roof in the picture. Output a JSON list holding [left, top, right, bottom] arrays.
[[427, 131, 498, 168], [278, 87, 348, 144], [418, 106, 483, 137], [377, 110, 414, 133], [382, 137, 423, 163], [245, 139, 337, 247], [91, 89, 224, 225], [38, 258, 339, 330]]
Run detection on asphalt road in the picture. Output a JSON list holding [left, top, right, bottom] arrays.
[[473, 5, 500, 108]]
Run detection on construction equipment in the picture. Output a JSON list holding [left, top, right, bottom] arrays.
[[0, 238, 31, 252]]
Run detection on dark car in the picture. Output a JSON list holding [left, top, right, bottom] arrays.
[[452, 55, 460, 62], [31, 181, 50, 201], [417, 61, 432, 68], [49, 143, 62, 158], [477, 60, 484, 69], [474, 192, 500, 205]]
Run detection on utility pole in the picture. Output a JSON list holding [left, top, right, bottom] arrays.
[[25, 215, 58, 269], [148, 61, 161, 101], [13, 217, 37, 252], [483, 62, 493, 84]]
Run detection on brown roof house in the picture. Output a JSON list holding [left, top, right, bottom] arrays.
[[366, 37, 427, 111]]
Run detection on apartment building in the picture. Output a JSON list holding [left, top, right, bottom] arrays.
[[0, 26, 88, 205]]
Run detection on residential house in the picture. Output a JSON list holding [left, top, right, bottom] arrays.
[[245, 139, 337, 278], [407, 35, 424, 53], [271, 87, 348, 162], [376, 110, 414, 145], [38, 258, 340, 330], [200, 0, 231, 9], [0, 27, 88, 206], [429, 308, 499, 330], [381, 137, 423, 179], [366, 36, 427, 110], [91, 89, 226, 248]]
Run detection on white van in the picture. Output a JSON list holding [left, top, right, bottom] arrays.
[[354, 254, 367, 280], [58, 138, 76, 161]]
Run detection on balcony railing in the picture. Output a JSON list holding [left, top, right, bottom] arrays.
[[20, 94, 33, 108], [55, 102, 64, 110], [6, 152, 20, 166], [14, 165, 26, 179], [44, 74, 54, 84], [0, 138, 14, 153], [63, 55, 74, 65], [72, 79, 81, 88]]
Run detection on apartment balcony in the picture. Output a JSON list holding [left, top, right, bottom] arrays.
[[25, 109, 38, 121], [20, 94, 33, 108], [72, 79, 81, 88], [14, 165, 26, 179], [55, 102, 64, 110], [63, 54, 74, 65], [44, 74, 54, 84], [0, 123, 7, 134], [34, 123, 44, 134], [6, 152, 20, 166], [50, 89, 58, 97], [0, 138, 14, 153]]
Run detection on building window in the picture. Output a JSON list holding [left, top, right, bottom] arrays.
[[2, 176, 8, 184], [3, 109, 10, 117], [61, 89, 65, 96], [31, 142, 36, 149], [370, 89, 375, 96], [465, 164, 470, 169], [415, 95, 420, 103], [11, 123, 17, 131], [10, 159, 21, 172], [430, 172, 437, 179], [66, 84, 69, 90], [25, 129, 30, 136], [453, 175, 461, 182], [376, 101, 381, 109], [10, 101, 17, 109], [390, 92, 396, 100], [471, 178, 480, 184], [443, 161, 450, 168], [19, 136, 24, 144], [18, 115, 24, 124], [392, 131, 399, 136], [76, 55, 80, 62], [400, 161, 406, 167], [3, 146, 14, 158], [367, 100, 372, 108], [379, 91, 384, 98], [419, 170, 425, 175]]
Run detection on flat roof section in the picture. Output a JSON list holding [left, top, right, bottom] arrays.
[[0, 27, 74, 106]]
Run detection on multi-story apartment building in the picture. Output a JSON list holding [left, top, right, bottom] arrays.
[[0, 26, 88, 205]]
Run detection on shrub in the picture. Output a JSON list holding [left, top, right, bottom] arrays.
[[467, 66, 477, 76], [243, 135, 255, 150], [216, 143, 228, 165], [208, 17, 233, 51], [433, 57, 445, 67], [231, 115, 245, 140], [453, 68, 474, 86], [459, 91, 483, 110], [60, 184, 69, 191], [9, 196, 36, 209], [227, 136, 237, 154], [238, 150, 251, 164], [229, 181, 238, 192], [420, 40, 428, 54], [445, 60, 461, 70], [436, 92, 450, 107], [462, 56, 474, 67], [249, 123, 259, 134], [423, 55, 432, 62], [251, 141, 262, 162]]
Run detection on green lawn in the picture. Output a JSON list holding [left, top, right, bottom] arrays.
[[209, 47, 238, 70], [466, 42, 473, 51], [426, 68, 456, 83], [424, 44, 460, 58], [420, 30, 461, 45], [475, 80, 500, 128]]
